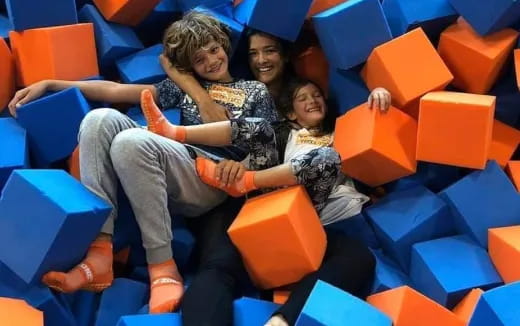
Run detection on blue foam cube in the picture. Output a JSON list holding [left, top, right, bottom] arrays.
[[179, 0, 232, 13], [313, 0, 392, 70], [171, 227, 195, 272], [385, 162, 461, 193], [69, 291, 100, 326], [296, 280, 392, 325], [439, 160, 520, 247], [95, 278, 148, 326], [365, 186, 455, 272], [117, 313, 182, 326], [371, 250, 411, 295], [0, 169, 111, 284], [234, 0, 313, 41], [410, 235, 503, 308], [0, 14, 12, 39], [0, 118, 29, 189], [328, 67, 370, 115], [325, 213, 381, 249], [6, 0, 77, 31], [116, 44, 166, 84], [234, 297, 280, 326], [16, 87, 90, 167], [469, 281, 520, 326], [126, 106, 181, 127], [79, 4, 143, 69]]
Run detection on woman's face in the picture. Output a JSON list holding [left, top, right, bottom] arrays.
[[288, 83, 327, 129], [191, 40, 231, 82], [248, 34, 286, 86]]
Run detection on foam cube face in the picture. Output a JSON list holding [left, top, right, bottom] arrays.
[[9, 24, 99, 87], [370, 250, 411, 295], [233, 297, 280, 326], [16, 88, 90, 166], [452, 288, 484, 325], [488, 120, 520, 168], [0, 118, 29, 189], [515, 50, 520, 91], [117, 313, 182, 326], [293, 47, 329, 95], [506, 161, 520, 191], [438, 20, 518, 94], [126, 107, 181, 127], [0, 297, 43, 326], [307, 0, 346, 17], [416, 92, 495, 169], [296, 280, 392, 325], [6, 0, 77, 31], [116, 44, 166, 84], [367, 286, 465, 326], [365, 186, 455, 272], [325, 213, 380, 249], [362, 28, 453, 108], [0, 170, 112, 284], [228, 186, 326, 289], [385, 162, 461, 193], [469, 281, 520, 325], [0, 37, 14, 111], [333, 104, 417, 187], [0, 15, 12, 39], [439, 160, 520, 247], [488, 226, 520, 284], [313, 0, 392, 70], [233, 0, 313, 41], [448, 0, 520, 36], [93, 0, 162, 26], [410, 235, 503, 308], [328, 67, 369, 115]]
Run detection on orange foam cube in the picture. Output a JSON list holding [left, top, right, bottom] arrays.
[[489, 120, 520, 168], [438, 19, 518, 94], [0, 38, 15, 112], [10, 24, 99, 87], [227, 186, 326, 289], [367, 286, 465, 326], [333, 103, 417, 186], [307, 0, 347, 17], [362, 28, 453, 108], [515, 49, 520, 91], [293, 46, 329, 95], [506, 161, 520, 192], [488, 226, 520, 283], [452, 288, 483, 324], [416, 91, 495, 169], [93, 0, 162, 26], [0, 297, 43, 326], [68, 145, 80, 180], [273, 290, 291, 305]]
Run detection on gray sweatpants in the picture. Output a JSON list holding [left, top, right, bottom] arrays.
[[78, 109, 227, 264]]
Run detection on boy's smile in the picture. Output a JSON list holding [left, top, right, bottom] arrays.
[[192, 40, 232, 82]]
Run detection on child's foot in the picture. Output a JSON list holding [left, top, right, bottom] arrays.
[[141, 89, 186, 142], [264, 315, 289, 326], [148, 259, 184, 314], [195, 157, 257, 197], [42, 240, 113, 293]]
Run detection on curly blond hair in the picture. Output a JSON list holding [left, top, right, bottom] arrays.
[[163, 11, 231, 72]]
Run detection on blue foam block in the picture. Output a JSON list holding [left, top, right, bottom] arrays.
[[136, 0, 181, 46], [371, 249, 411, 295], [385, 162, 461, 193], [490, 70, 520, 127], [410, 235, 503, 308], [296, 280, 392, 325], [469, 281, 520, 326], [448, 0, 520, 35], [313, 0, 392, 70], [117, 313, 182, 326], [69, 291, 100, 326], [325, 213, 381, 249], [179, 0, 232, 13], [439, 160, 520, 247], [116, 44, 166, 84], [0, 169, 111, 284], [79, 4, 143, 69], [171, 227, 195, 272], [0, 14, 12, 38], [95, 278, 149, 326], [0, 118, 29, 189], [16, 87, 90, 167], [233, 0, 313, 41], [234, 297, 280, 326], [365, 186, 455, 272], [6, 0, 77, 31], [126, 106, 181, 127], [328, 67, 370, 115], [112, 189, 140, 251]]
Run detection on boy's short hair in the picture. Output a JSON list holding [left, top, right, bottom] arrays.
[[163, 11, 231, 72]]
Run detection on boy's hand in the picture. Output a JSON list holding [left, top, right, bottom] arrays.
[[215, 159, 246, 187], [8, 80, 49, 117], [368, 87, 391, 113], [199, 100, 231, 123]]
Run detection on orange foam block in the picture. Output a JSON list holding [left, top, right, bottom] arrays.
[[333, 103, 417, 186], [438, 19, 518, 94], [362, 28, 453, 110], [273, 290, 291, 305], [489, 120, 520, 168], [506, 161, 520, 191], [416, 91, 495, 169], [293, 46, 329, 95], [0, 297, 43, 326], [452, 288, 483, 324], [307, 0, 347, 17], [367, 286, 465, 326], [488, 226, 520, 283], [515, 49, 520, 91], [93, 0, 162, 26], [68, 145, 80, 180], [227, 186, 326, 289], [0, 38, 15, 112], [10, 24, 99, 87]]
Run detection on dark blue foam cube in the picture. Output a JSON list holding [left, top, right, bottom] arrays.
[[171, 227, 195, 272], [439, 160, 520, 247], [325, 213, 381, 249], [179, 0, 232, 12], [296, 280, 392, 325], [449, 0, 520, 35], [371, 249, 411, 294], [313, 0, 392, 70], [385, 162, 461, 193], [69, 291, 100, 326], [410, 235, 503, 308], [365, 186, 455, 272], [234, 297, 280, 326], [117, 313, 182, 326], [0, 14, 12, 38], [116, 44, 166, 84], [0, 169, 111, 284], [469, 281, 520, 326], [6, 0, 77, 31], [328, 67, 369, 115], [16, 87, 90, 167], [233, 0, 313, 41], [0, 118, 29, 189]]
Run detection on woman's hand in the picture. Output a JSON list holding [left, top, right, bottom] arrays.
[[8, 80, 50, 116], [367, 87, 391, 113], [215, 160, 247, 187]]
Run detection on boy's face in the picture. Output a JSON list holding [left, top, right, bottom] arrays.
[[191, 40, 231, 82]]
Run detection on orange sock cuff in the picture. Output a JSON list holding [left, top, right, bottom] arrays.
[[243, 171, 258, 192], [175, 127, 186, 143]]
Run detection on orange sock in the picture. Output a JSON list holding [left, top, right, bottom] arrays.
[[148, 259, 184, 314], [195, 157, 258, 197], [42, 240, 113, 293], [141, 89, 186, 142]]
